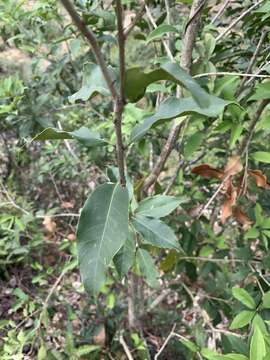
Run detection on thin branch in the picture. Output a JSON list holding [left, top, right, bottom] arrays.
[[142, 0, 207, 193], [119, 334, 134, 360], [238, 99, 270, 155], [60, 0, 118, 100], [236, 29, 268, 97], [193, 72, 270, 79], [123, 3, 145, 38], [144, 3, 175, 62], [154, 324, 176, 360], [216, 0, 265, 42], [211, 0, 231, 24], [178, 256, 260, 264], [115, 0, 126, 186]]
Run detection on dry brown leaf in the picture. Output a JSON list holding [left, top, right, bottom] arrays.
[[191, 164, 224, 179], [61, 201, 74, 209], [248, 169, 270, 189], [220, 182, 237, 224], [42, 216, 57, 233], [67, 233, 76, 241], [224, 156, 243, 177], [233, 207, 252, 229]]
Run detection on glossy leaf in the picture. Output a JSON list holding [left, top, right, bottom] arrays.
[[250, 325, 266, 360], [77, 183, 129, 294], [232, 287, 256, 309], [146, 24, 178, 43], [114, 229, 136, 278], [132, 215, 180, 250], [135, 195, 187, 218], [69, 62, 115, 102], [33, 126, 107, 147], [131, 96, 232, 142], [229, 310, 255, 329], [137, 248, 159, 288]]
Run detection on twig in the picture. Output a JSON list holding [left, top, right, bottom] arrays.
[[60, 0, 118, 100], [178, 256, 259, 264], [123, 3, 145, 38], [142, 0, 207, 193], [57, 121, 79, 161], [238, 99, 270, 155], [211, 0, 231, 24], [119, 334, 134, 360], [193, 72, 270, 79], [144, 3, 174, 62], [245, 60, 270, 88], [147, 289, 172, 312], [216, 0, 265, 42], [0, 180, 30, 216], [115, 0, 126, 186], [236, 30, 268, 97], [154, 324, 176, 360]]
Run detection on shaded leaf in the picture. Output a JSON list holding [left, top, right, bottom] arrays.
[[132, 215, 180, 250], [251, 151, 270, 164], [33, 126, 107, 147], [69, 62, 115, 102], [114, 229, 136, 278], [221, 182, 237, 224], [131, 96, 232, 142], [233, 207, 252, 229], [137, 248, 159, 288], [224, 156, 243, 177], [77, 183, 129, 294], [179, 338, 198, 352], [146, 24, 178, 43], [250, 325, 266, 360], [262, 291, 270, 309], [184, 132, 204, 159]]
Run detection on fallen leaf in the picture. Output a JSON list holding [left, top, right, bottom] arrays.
[[248, 169, 270, 189], [191, 164, 224, 179], [233, 207, 252, 229], [42, 216, 57, 233], [224, 156, 243, 177]]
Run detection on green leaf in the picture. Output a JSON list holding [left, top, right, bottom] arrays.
[[132, 215, 180, 250], [125, 62, 211, 107], [76, 345, 100, 356], [232, 287, 256, 309], [77, 183, 129, 294], [184, 132, 204, 159], [201, 348, 248, 360], [229, 310, 255, 330], [33, 127, 107, 147], [69, 62, 115, 102], [229, 123, 243, 149], [249, 81, 270, 101], [131, 96, 232, 142], [250, 325, 266, 360], [114, 229, 136, 278], [146, 24, 178, 43], [135, 195, 187, 218], [251, 151, 270, 164], [261, 218, 270, 229], [179, 338, 198, 352], [262, 291, 270, 309], [244, 227, 259, 240], [137, 248, 159, 288], [37, 345, 47, 360]]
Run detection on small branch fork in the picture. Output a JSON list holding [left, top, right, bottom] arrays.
[[60, 0, 126, 186]]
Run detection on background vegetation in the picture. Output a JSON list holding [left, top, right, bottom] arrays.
[[1, 0, 270, 359]]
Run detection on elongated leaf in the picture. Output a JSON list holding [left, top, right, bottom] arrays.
[[69, 62, 116, 102], [251, 151, 270, 164], [249, 81, 270, 101], [201, 349, 248, 360], [146, 24, 178, 43], [131, 96, 232, 142], [135, 195, 187, 218], [33, 126, 107, 147], [184, 132, 204, 159], [250, 325, 266, 360], [77, 183, 129, 294], [232, 287, 256, 309], [262, 291, 270, 309], [114, 229, 136, 278], [125, 62, 211, 107], [229, 310, 255, 330], [137, 248, 159, 288], [132, 215, 180, 250]]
